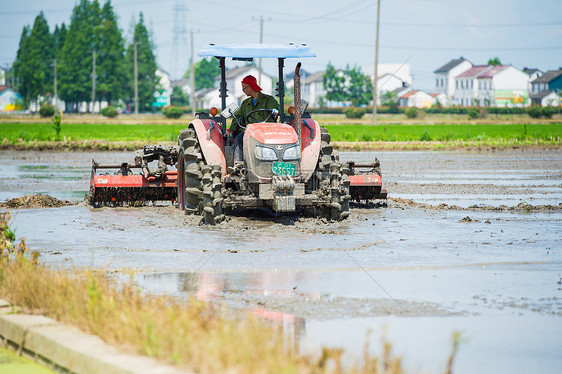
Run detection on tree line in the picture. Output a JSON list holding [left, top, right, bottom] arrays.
[[12, 0, 158, 112], [322, 62, 373, 107]]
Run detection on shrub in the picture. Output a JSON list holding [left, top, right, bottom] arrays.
[[468, 108, 488, 119], [405, 107, 419, 119], [344, 107, 366, 119], [101, 106, 118, 118], [419, 131, 432, 141], [161, 106, 183, 119], [468, 108, 479, 119], [541, 106, 556, 119], [52, 113, 62, 140], [39, 104, 55, 117], [527, 106, 541, 118]]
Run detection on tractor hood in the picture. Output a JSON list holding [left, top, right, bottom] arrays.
[[246, 123, 298, 145]]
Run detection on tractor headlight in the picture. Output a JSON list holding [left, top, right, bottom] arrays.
[[283, 145, 300, 161], [255, 146, 278, 161]]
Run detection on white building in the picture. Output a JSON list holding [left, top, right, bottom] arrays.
[[475, 65, 530, 107], [399, 90, 433, 108], [376, 73, 406, 94], [214, 65, 274, 107], [455, 65, 491, 106], [523, 68, 543, 92], [363, 63, 413, 88], [301, 71, 326, 108], [433, 58, 473, 99], [194, 87, 220, 109], [530, 90, 561, 107], [529, 69, 562, 106], [429, 92, 448, 106]]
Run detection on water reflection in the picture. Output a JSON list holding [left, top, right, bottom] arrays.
[[145, 271, 308, 355]]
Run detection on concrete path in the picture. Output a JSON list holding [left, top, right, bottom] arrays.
[[0, 299, 191, 374]]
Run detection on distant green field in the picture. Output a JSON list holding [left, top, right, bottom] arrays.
[[1, 122, 561, 144], [0, 123, 186, 142], [324, 123, 562, 142]]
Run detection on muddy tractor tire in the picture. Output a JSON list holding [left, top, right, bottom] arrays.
[[177, 128, 224, 224], [308, 127, 350, 220]]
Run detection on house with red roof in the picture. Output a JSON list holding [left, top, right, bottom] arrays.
[[399, 90, 433, 108], [454, 65, 491, 106], [429, 92, 447, 106], [476, 65, 529, 107], [454, 65, 529, 107]]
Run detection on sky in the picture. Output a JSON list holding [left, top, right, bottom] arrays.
[[1, 0, 561, 91]]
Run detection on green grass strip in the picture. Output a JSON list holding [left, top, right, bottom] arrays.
[[1, 122, 561, 144], [0, 123, 187, 143], [324, 123, 562, 142]]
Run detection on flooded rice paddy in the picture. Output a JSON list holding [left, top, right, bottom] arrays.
[[1, 149, 561, 373]]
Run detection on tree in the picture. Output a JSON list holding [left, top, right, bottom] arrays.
[[13, 12, 54, 108], [381, 90, 399, 112], [323, 62, 346, 103], [53, 23, 67, 58], [125, 12, 158, 112], [58, 0, 96, 111], [487, 57, 502, 66], [345, 65, 372, 107], [171, 85, 189, 106], [96, 0, 125, 105], [186, 58, 220, 91], [381, 91, 398, 106], [13, 25, 31, 106]]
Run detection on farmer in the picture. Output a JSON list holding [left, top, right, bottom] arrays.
[[231, 74, 279, 163]]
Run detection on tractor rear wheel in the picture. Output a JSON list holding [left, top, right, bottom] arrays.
[[313, 127, 350, 220], [177, 128, 224, 224]]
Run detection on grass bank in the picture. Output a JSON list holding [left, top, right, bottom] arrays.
[[0, 211, 460, 373]]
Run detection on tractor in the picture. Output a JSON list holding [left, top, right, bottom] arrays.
[[89, 44, 386, 223]]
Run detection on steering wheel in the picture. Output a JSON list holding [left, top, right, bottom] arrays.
[[245, 109, 278, 124]]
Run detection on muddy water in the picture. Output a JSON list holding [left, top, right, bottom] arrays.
[[1, 149, 562, 373]]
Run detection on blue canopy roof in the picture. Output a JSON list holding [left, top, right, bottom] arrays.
[[198, 43, 316, 59]]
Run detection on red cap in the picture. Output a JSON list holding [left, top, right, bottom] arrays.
[[241, 75, 262, 92]]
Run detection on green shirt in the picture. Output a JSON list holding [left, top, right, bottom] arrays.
[[230, 92, 280, 135]]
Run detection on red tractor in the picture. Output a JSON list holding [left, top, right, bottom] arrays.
[[89, 44, 386, 223]]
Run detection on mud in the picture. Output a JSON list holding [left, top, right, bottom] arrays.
[[230, 293, 461, 319], [1, 148, 561, 373], [0, 194, 75, 209], [389, 197, 562, 212]]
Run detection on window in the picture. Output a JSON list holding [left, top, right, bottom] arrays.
[[436, 78, 439, 87], [471, 80, 473, 89], [456, 81, 458, 89]]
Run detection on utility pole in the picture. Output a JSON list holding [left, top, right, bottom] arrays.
[[254, 15, 271, 86], [190, 28, 195, 117], [134, 42, 139, 115], [91, 50, 96, 113], [53, 59, 58, 112], [171, 0, 188, 80], [372, 0, 381, 125]]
